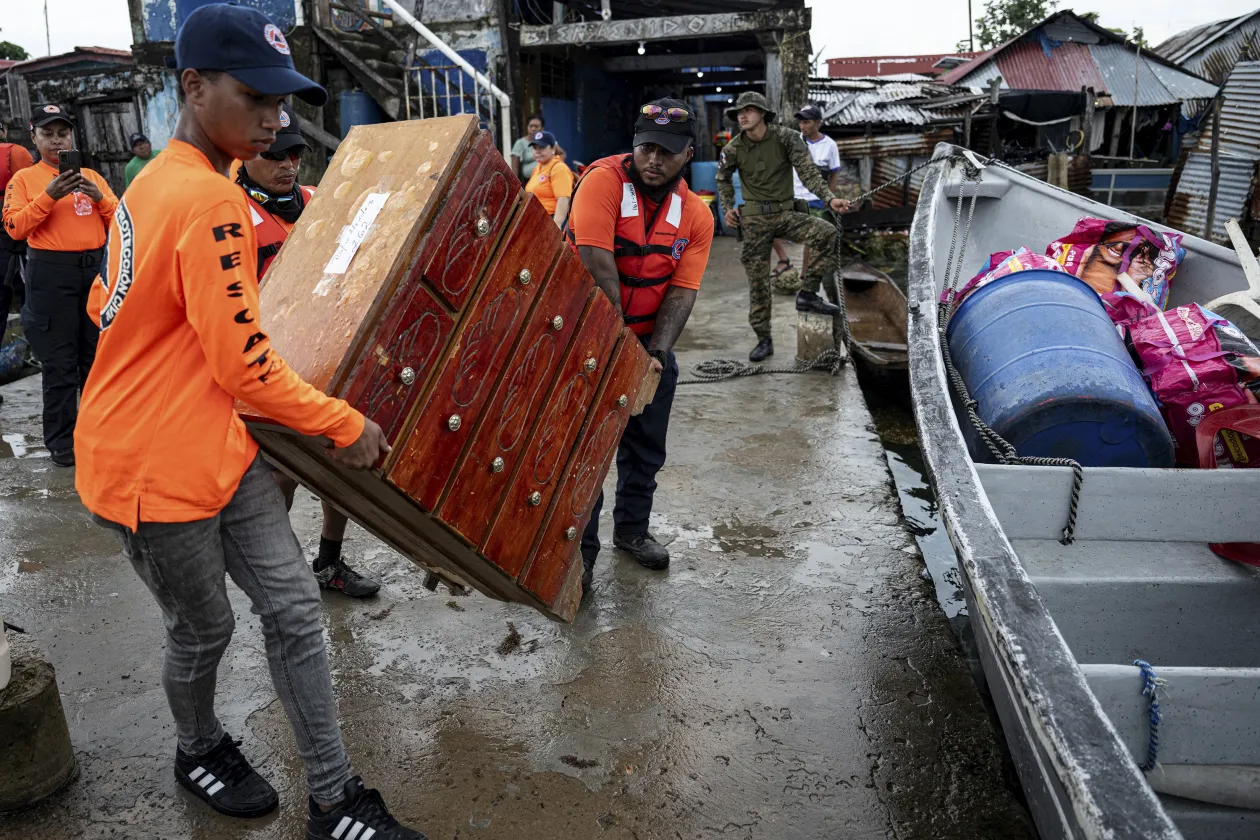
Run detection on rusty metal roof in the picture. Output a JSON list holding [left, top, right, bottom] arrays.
[[810, 78, 986, 128], [832, 128, 956, 159], [1155, 10, 1260, 82], [1089, 42, 1218, 106], [993, 39, 1108, 93]]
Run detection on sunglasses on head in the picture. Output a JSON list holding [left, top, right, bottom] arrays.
[[259, 148, 303, 162], [641, 104, 691, 123]]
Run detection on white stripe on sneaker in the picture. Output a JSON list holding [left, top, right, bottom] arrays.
[[359, 829, 376, 840], [198, 773, 217, 789], [189, 767, 206, 781], [206, 781, 225, 796], [332, 816, 353, 839], [345, 823, 365, 840]]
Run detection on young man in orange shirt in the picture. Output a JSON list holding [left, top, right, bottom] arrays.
[[238, 103, 381, 597], [566, 98, 713, 594], [3, 104, 117, 466], [76, 5, 426, 838], [524, 129, 573, 228]]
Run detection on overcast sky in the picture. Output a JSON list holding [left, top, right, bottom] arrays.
[[5, 0, 1260, 65]]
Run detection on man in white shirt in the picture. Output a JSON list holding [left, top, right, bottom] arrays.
[[771, 105, 842, 280]]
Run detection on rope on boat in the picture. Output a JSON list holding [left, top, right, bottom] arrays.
[[1133, 659, 1165, 772], [934, 158, 1085, 545]]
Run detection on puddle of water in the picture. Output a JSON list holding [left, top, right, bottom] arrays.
[[791, 540, 861, 588], [1, 433, 47, 460]]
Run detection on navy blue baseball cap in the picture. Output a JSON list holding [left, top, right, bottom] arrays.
[[528, 130, 558, 148], [175, 4, 328, 106]]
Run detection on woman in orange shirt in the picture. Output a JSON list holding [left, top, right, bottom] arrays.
[[2, 104, 117, 466], [523, 130, 573, 228]]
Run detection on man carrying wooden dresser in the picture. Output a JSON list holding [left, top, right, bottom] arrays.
[[75, 5, 427, 838], [566, 98, 714, 595], [237, 102, 382, 598]]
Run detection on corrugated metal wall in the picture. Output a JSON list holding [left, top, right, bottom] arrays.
[[1166, 60, 1260, 241]]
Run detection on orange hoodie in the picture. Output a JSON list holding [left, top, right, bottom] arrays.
[[76, 140, 365, 529]]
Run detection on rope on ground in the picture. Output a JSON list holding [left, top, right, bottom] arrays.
[[679, 349, 844, 385], [1133, 659, 1165, 772]]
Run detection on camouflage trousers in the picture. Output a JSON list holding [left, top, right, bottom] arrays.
[[739, 211, 837, 339]]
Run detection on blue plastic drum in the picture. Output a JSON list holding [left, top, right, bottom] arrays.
[[339, 90, 386, 139], [945, 269, 1174, 468]]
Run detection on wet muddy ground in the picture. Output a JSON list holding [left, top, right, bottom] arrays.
[[0, 238, 1034, 839]]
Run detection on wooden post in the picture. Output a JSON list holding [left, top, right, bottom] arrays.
[[962, 110, 972, 148], [1129, 44, 1140, 158], [1206, 97, 1223, 240], [1082, 86, 1094, 155]]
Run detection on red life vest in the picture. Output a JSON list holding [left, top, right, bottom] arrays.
[[244, 185, 315, 278], [567, 154, 690, 337]]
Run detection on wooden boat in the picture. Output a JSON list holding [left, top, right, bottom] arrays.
[[839, 260, 908, 374], [908, 143, 1260, 840]]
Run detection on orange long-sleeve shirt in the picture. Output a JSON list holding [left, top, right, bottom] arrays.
[[3, 159, 117, 251], [76, 140, 365, 529]]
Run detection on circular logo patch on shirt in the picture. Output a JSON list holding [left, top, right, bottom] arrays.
[[264, 24, 290, 55], [538, 174, 548, 183], [279, 110, 291, 128], [672, 238, 689, 260], [43, 105, 61, 113]]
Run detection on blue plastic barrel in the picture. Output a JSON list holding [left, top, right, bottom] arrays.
[[339, 90, 386, 138], [690, 161, 718, 194], [945, 269, 1174, 468]]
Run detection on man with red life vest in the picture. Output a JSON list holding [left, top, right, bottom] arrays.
[[238, 103, 381, 597], [566, 98, 714, 595]]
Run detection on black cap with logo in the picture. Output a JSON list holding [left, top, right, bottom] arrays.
[[175, 3, 327, 106], [128, 132, 150, 148], [528, 130, 558, 148], [30, 104, 74, 129], [267, 103, 309, 155], [632, 98, 695, 155], [794, 105, 823, 121]]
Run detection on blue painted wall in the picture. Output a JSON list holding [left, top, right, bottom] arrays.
[[142, 0, 298, 43]]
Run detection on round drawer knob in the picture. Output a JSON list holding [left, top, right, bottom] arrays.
[[399, 366, 416, 386], [447, 414, 462, 432], [565, 526, 577, 540], [584, 357, 597, 372], [617, 394, 628, 407], [551, 315, 564, 330], [490, 456, 505, 473], [518, 268, 532, 284], [475, 217, 491, 237], [527, 491, 542, 506]]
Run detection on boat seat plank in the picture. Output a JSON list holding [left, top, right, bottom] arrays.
[[1081, 664, 1260, 766], [977, 463, 1260, 543], [1014, 538, 1260, 668], [1160, 794, 1260, 839]]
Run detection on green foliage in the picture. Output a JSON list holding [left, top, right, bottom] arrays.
[[974, 0, 1058, 49], [0, 40, 28, 61]]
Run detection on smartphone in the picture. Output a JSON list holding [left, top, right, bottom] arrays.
[[57, 150, 82, 175]]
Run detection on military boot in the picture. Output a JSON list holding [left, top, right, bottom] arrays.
[[749, 337, 774, 362], [613, 532, 670, 570], [796, 290, 840, 316]]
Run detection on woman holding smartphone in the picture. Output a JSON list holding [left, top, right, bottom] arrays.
[[2, 104, 117, 467]]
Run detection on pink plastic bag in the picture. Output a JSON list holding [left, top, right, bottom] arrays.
[[1124, 303, 1260, 465], [1046, 217, 1184, 308], [943, 247, 1066, 311]]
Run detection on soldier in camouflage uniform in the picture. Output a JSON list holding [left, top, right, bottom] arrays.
[[716, 92, 851, 361]]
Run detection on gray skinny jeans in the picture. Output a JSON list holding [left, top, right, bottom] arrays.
[[95, 454, 352, 805]]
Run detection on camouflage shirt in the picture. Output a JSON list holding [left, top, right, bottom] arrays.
[[716, 124, 836, 214]]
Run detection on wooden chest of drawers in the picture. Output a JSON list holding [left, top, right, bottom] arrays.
[[243, 116, 657, 622]]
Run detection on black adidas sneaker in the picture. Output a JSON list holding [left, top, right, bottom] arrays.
[[307, 777, 428, 840], [175, 733, 279, 818]]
